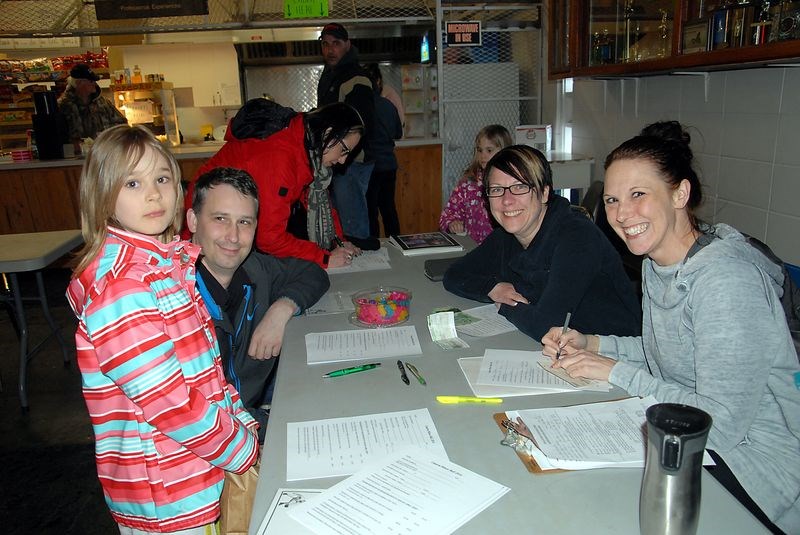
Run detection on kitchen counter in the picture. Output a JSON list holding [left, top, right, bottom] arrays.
[[0, 143, 224, 170], [0, 140, 444, 235], [0, 138, 443, 171]]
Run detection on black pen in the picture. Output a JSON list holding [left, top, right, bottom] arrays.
[[332, 236, 345, 249], [555, 311, 572, 360], [397, 359, 410, 385]]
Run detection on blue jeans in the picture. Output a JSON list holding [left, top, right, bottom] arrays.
[[331, 161, 374, 240]]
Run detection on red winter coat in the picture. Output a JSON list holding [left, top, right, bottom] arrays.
[[189, 114, 342, 267]]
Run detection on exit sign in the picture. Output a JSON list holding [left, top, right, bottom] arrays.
[[445, 21, 481, 46]]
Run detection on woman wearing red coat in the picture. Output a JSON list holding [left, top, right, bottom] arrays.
[[193, 101, 364, 268]]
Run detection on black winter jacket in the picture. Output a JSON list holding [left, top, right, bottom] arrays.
[[443, 195, 641, 340], [197, 251, 329, 440]]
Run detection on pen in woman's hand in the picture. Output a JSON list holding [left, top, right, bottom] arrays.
[[555, 312, 572, 361], [331, 236, 353, 262]]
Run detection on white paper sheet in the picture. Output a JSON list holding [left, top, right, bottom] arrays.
[[305, 326, 422, 365], [327, 247, 391, 274], [286, 409, 448, 481], [305, 291, 356, 316], [477, 349, 611, 392], [255, 488, 323, 535], [458, 357, 572, 398], [455, 304, 518, 338], [288, 448, 509, 535], [507, 396, 658, 470]]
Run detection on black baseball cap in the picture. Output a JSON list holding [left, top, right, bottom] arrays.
[[320, 23, 349, 41], [70, 64, 100, 82]]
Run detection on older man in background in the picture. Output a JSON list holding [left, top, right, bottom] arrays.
[[58, 64, 127, 154]]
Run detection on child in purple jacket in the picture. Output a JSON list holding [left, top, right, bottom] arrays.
[[439, 125, 513, 244]]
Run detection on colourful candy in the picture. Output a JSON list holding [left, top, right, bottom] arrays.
[[353, 287, 412, 326]]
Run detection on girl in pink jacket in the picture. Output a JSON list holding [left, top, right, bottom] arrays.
[[67, 125, 258, 534], [439, 125, 513, 244]]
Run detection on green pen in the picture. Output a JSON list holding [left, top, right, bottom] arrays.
[[323, 363, 381, 378], [404, 362, 426, 385]]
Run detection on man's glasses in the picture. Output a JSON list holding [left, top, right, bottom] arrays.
[[486, 183, 533, 198], [337, 139, 351, 157]]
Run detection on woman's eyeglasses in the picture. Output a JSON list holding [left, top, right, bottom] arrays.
[[337, 139, 352, 157], [486, 183, 533, 198]]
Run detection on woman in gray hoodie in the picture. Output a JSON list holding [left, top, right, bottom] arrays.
[[542, 121, 799, 534]]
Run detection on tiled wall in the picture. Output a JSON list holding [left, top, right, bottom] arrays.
[[561, 67, 800, 265]]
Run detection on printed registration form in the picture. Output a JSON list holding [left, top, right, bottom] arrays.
[[305, 325, 422, 364], [286, 408, 447, 481], [289, 448, 509, 535]]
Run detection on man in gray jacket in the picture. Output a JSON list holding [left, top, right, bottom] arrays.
[[187, 167, 329, 442]]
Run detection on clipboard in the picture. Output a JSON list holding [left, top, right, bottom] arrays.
[[493, 412, 565, 475], [493, 398, 630, 475]]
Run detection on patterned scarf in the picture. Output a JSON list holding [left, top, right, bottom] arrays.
[[305, 135, 336, 249]]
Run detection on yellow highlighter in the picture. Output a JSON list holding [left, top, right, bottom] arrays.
[[436, 395, 503, 404]]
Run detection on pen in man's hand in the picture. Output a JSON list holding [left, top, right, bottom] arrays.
[[397, 359, 410, 385], [332, 236, 345, 249], [555, 311, 572, 361], [323, 363, 381, 378], [404, 362, 426, 385]]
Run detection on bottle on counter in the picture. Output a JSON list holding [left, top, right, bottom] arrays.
[[27, 129, 39, 159], [132, 65, 142, 84]]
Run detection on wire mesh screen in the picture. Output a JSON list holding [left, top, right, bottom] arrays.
[[440, 25, 541, 201], [243, 65, 322, 111], [242, 62, 403, 112]]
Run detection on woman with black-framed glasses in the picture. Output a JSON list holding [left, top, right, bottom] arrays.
[[443, 144, 641, 341], [189, 100, 364, 269]]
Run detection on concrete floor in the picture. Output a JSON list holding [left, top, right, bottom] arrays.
[[1, 268, 116, 534]]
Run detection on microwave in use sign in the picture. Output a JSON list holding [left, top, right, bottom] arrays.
[[446, 21, 482, 46]]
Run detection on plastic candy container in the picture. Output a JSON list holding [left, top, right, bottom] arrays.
[[351, 286, 412, 328]]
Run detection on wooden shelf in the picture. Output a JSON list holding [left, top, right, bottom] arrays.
[[0, 103, 34, 109], [568, 39, 800, 78]]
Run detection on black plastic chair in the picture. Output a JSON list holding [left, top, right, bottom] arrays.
[[580, 180, 605, 222], [580, 180, 643, 299]]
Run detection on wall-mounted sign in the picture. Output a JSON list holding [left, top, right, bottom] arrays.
[[445, 21, 482, 46], [95, 0, 208, 20], [284, 0, 328, 19]]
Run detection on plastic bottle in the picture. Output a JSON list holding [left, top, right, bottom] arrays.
[[132, 65, 142, 84], [27, 129, 39, 159]]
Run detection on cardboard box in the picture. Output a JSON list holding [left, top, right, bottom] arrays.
[[515, 124, 552, 152]]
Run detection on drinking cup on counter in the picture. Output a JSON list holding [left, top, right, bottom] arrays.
[[11, 149, 33, 162]]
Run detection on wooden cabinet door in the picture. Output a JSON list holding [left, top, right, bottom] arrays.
[[0, 165, 82, 234], [394, 145, 442, 235]]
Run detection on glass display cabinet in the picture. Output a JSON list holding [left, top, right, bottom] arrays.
[[548, 0, 800, 79], [587, 0, 674, 66]]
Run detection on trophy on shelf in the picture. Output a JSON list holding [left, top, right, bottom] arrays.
[[623, 0, 635, 62], [752, 1, 773, 44], [658, 9, 670, 57]]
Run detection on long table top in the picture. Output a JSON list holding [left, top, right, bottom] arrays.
[[0, 229, 82, 272], [249, 240, 767, 535]]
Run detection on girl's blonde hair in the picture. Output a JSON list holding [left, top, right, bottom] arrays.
[[75, 124, 183, 275], [463, 124, 513, 183]]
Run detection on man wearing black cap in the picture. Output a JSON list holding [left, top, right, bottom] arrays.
[[317, 23, 378, 249], [58, 63, 127, 154]]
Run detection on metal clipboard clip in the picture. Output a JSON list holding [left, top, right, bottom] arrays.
[[500, 417, 536, 455]]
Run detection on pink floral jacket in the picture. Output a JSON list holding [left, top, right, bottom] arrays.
[[439, 174, 494, 244]]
